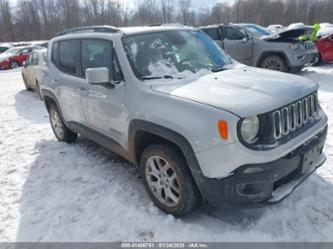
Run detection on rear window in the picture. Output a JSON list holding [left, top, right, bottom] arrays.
[[59, 40, 79, 75]]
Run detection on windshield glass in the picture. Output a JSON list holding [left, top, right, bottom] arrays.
[[239, 24, 271, 37], [123, 30, 232, 80]]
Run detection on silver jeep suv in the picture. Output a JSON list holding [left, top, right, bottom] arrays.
[[42, 25, 327, 216], [201, 23, 318, 72]]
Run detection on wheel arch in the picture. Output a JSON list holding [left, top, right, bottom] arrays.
[[128, 120, 201, 173], [256, 51, 290, 69]]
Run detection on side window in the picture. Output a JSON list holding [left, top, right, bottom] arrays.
[[51, 42, 59, 65], [222, 27, 246, 40], [203, 28, 221, 41], [59, 40, 79, 75], [81, 39, 123, 81]]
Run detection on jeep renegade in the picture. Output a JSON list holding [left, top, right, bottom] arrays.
[[42, 25, 328, 216]]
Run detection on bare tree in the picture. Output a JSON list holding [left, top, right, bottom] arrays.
[[0, 0, 14, 41], [161, 0, 174, 23], [179, 0, 191, 25]]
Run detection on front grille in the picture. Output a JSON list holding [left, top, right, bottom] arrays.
[[272, 92, 319, 140], [304, 42, 315, 50]]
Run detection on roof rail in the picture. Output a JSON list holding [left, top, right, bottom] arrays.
[[55, 26, 120, 37]]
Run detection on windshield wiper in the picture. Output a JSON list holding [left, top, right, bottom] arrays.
[[140, 75, 185, 80], [211, 65, 229, 72]]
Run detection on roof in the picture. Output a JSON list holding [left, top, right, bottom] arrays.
[[54, 25, 197, 38]]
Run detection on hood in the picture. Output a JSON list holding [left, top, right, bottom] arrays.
[[264, 27, 312, 40], [151, 66, 318, 117]]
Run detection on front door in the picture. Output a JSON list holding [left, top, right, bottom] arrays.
[[221, 26, 253, 63], [78, 39, 127, 145]]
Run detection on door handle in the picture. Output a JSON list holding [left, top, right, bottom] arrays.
[[76, 87, 89, 96]]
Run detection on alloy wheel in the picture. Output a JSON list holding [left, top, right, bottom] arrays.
[[50, 108, 64, 139], [145, 155, 181, 207]]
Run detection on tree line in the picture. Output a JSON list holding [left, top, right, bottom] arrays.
[[0, 0, 332, 42]]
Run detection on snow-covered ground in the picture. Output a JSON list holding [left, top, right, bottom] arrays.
[[0, 65, 333, 242]]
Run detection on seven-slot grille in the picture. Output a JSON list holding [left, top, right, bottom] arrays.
[[304, 42, 315, 50], [272, 92, 319, 139]]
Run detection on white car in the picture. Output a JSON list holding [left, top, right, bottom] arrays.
[[22, 48, 47, 99]]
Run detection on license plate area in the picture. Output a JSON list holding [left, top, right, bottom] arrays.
[[300, 141, 324, 174]]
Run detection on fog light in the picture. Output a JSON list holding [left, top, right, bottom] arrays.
[[237, 183, 265, 198]]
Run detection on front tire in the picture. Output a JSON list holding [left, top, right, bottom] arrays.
[[48, 103, 77, 143], [140, 144, 201, 216], [260, 55, 288, 72]]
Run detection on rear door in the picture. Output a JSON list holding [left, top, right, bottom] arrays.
[[220, 26, 253, 63], [51, 40, 85, 125]]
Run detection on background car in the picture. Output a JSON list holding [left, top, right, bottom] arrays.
[[22, 48, 47, 99], [201, 23, 318, 72], [316, 33, 333, 64], [0, 46, 43, 69]]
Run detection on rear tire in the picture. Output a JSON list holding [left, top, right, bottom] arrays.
[[48, 103, 77, 143], [260, 55, 288, 72], [140, 144, 201, 217]]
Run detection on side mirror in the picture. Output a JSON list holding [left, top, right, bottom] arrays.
[[241, 37, 249, 43], [86, 67, 110, 85]]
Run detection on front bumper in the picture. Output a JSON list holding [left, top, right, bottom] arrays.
[[289, 50, 318, 71], [192, 127, 327, 207]]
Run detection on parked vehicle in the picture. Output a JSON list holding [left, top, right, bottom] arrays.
[[42, 26, 327, 216], [201, 23, 318, 72], [0, 43, 13, 54], [315, 33, 333, 64], [22, 48, 47, 99], [0, 46, 43, 69]]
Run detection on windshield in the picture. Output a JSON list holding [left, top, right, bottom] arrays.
[[123, 30, 232, 80], [239, 24, 271, 37]]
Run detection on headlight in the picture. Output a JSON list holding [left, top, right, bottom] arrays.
[[240, 116, 259, 144], [289, 43, 302, 50]]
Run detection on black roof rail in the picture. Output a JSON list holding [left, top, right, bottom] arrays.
[[54, 26, 120, 37]]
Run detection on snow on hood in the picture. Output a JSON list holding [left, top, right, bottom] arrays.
[[151, 66, 318, 117]]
